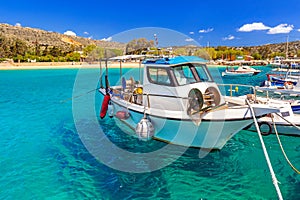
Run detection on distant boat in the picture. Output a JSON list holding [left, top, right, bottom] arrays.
[[261, 70, 300, 88], [222, 65, 261, 77], [268, 56, 284, 68]]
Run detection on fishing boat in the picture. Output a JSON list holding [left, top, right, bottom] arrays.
[[99, 56, 285, 150], [222, 65, 261, 77], [263, 66, 300, 88]]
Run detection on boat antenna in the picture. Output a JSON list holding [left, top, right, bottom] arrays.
[[154, 34, 158, 47], [100, 58, 103, 88], [119, 58, 122, 82], [286, 35, 289, 59], [139, 59, 142, 84], [105, 49, 109, 94]]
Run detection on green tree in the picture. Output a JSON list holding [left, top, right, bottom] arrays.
[[50, 46, 63, 57], [251, 52, 262, 60], [206, 48, 217, 60], [126, 38, 154, 54], [194, 49, 210, 60], [83, 44, 97, 56], [66, 52, 81, 62], [173, 48, 188, 56]]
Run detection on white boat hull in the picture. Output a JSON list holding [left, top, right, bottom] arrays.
[[226, 95, 300, 136], [102, 90, 283, 150], [222, 71, 254, 77], [246, 114, 300, 136]]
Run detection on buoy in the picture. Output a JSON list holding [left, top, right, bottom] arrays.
[[107, 101, 114, 118], [135, 118, 154, 141], [284, 81, 293, 89], [115, 110, 130, 120], [135, 87, 143, 95], [100, 94, 110, 119], [235, 86, 239, 93]]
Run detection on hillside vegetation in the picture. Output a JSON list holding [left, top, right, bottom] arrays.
[[0, 23, 125, 62]]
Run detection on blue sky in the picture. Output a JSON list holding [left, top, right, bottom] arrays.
[[1, 0, 300, 47]]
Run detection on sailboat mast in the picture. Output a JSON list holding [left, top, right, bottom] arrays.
[[286, 35, 289, 59]]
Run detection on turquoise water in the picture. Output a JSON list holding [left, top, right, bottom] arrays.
[[0, 67, 300, 199]]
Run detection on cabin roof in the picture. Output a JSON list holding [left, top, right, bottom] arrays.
[[142, 56, 207, 65]]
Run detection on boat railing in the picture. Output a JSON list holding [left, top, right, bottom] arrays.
[[255, 87, 300, 100], [119, 83, 258, 106], [217, 83, 256, 98]]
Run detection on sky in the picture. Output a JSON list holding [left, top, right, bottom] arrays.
[[1, 0, 300, 47]]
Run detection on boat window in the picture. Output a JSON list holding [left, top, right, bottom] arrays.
[[194, 64, 212, 82], [148, 67, 172, 86], [173, 65, 197, 85]]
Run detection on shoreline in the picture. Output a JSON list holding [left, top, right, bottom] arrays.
[[0, 61, 251, 70], [0, 61, 143, 70]]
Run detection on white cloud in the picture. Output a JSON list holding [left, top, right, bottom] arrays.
[[223, 35, 235, 41], [64, 30, 76, 36], [199, 28, 214, 33], [101, 37, 112, 42], [185, 38, 194, 42], [15, 23, 21, 27], [238, 22, 294, 34], [267, 24, 294, 34], [238, 22, 270, 32], [189, 31, 194, 35], [84, 31, 89, 35]]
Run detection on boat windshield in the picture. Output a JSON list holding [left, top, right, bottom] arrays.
[[194, 64, 212, 82], [148, 67, 172, 86], [173, 65, 197, 85], [172, 64, 212, 85]]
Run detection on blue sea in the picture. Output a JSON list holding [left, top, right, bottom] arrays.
[[0, 66, 300, 199]]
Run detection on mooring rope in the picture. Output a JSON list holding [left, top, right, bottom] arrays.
[[246, 100, 283, 200], [60, 88, 99, 103], [274, 112, 300, 132], [272, 114, 300, 174]]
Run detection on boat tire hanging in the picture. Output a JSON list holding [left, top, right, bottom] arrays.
[[258, 122, 272, 136]]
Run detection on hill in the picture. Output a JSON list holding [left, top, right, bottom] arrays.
[[0, 23, 125, 52]]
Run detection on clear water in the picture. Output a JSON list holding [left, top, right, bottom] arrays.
[[0, 66, 299, 199]]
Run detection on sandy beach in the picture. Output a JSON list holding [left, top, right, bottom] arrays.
[[0, 61, 227, 70], [0, 61, 142, 70]]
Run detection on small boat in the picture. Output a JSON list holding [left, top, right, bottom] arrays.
[[223, 90, 300, 136], [269, 76, 297, 87], [246, 96, 300, 136], [255, 86, 300, 113], [99, 56, 285, 150], [222, 66, 261, 77], [268, 56, 284, 68], [263, 69, 300, 88]]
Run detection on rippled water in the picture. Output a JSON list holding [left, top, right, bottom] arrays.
[[0, 66, 299, 199]]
